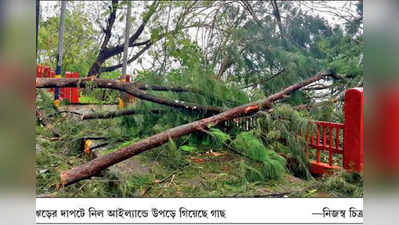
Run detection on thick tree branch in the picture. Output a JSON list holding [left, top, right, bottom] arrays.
[[100, 0, 119, 51], [101, 42, 153, 72], [89, 2, 209, 76], [88, 1, 158, 76], [88, 0, 119, 76], [104, 1, 159, 58], [36, 78, 225, 114], [36, 78, 200, 93]]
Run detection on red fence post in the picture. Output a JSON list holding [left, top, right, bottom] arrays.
[[125, 74, 137, 104], [65, 72, 72, 103], [343, 88, 364, 173], [71, 72, 80, 104], [59, 70, 66, 101], [36, 65, 41, 77], [50, 71, 55, 93], [44, 67, 51, 92], [44, 66, 50, 78]]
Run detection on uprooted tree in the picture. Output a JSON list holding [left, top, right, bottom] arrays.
[[36, 71, 337, 185]]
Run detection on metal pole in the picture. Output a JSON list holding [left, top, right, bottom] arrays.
[[119, 1, 132, 108], [36, 0, 40, 59], [54, 1, 67, 106], [122, 1, 131, 78]]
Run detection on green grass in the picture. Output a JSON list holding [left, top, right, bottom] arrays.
[[35, 91, 362, 198], [78, 96, 102, 104], [36, 133, 363, 198]]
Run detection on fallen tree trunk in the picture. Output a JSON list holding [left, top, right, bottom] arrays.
[[36, 78, 200, 93], [81, 108, 165, 120], [36, 78, 224, 114], [47, 110, 83, 118], [60, 72, 333, 186], [35, 108, 61, 137]]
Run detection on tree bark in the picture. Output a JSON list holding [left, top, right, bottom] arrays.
[[81, 108, 165, 120], [36, 78, 224, 114], [36, 78, 200, 93], [59, 71, 333, 186], [121, 1, 132, 79], [35, 108, 61, 137]]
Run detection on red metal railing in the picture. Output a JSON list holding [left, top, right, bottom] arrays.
[[306, 88, 363, 175], [221, 88, 363, 176], [71, 72, 80, 104], [306, 121, 344, 175]]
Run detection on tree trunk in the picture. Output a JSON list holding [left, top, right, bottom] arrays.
[[36, 78, 224, 114], [88, 56, 106, 76], [36, 78, 201, 93], [120, 1, 132, 104], [121, 1, 131, 79], [59, 71, 332, 186], [87, 0, 119, 76]]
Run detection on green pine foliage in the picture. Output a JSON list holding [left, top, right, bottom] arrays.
[[256, 104, 314, 179], [232, 131, 286, 182], [317, 170, 363, 197], [208, 128, 231, 149]]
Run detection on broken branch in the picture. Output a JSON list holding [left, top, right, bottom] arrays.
[[36, 108, 61, 137]]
